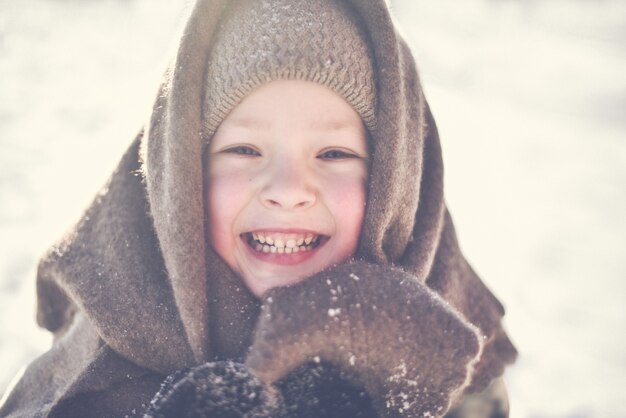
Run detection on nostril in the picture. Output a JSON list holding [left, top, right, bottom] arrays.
[[260, 180, 317, 209]]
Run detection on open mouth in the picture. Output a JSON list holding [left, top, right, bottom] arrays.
[[243, 231, 325, 254]]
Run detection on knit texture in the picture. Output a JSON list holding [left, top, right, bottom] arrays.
[[203, 0, 376, 136]]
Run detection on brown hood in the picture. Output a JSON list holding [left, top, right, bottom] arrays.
[[35, 0, 516, 392]]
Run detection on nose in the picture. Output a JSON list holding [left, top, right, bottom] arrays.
[[259, 158, 317, 210]]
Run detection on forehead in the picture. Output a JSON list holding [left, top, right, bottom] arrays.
[[214, 80, 367, 137]]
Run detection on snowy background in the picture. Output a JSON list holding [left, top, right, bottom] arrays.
[[1, 0, 624, 416]]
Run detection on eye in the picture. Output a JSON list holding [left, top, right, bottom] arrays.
[[317, 149, 360, 160], [222, 145, 261, 156]]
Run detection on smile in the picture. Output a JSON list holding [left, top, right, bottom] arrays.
[[244, 231, 324, 254]]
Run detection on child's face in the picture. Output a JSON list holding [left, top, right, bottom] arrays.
[[205, 80, 369, 298]]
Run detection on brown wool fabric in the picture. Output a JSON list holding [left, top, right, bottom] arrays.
[[0, 0, 516, 417], [203, 0, 376, 137]]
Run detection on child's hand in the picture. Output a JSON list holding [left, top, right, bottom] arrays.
[[246, 261, 483, 418], [144, 361, 284, 418], [144, 360, 379, 418]]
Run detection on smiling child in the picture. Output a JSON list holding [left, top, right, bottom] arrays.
[[206, 81, 369, 297], [0, 0, 516, 417]]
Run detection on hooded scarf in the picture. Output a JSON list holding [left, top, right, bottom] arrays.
[[0, 0, 516, 417]]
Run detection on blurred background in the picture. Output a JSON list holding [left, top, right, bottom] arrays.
[[0, 0, 624, 416]]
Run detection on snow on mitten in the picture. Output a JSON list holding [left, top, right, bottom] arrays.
[[144, 361, 284, 418], [246, 261, 483, 418]]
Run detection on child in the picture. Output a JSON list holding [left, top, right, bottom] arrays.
[[0, 0, 516, 417]]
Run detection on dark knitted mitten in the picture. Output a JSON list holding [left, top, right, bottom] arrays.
[[277, 361, 377, 418], [246, 261, 483, 418], [144, 360, 375, 418], [143, 361, 283, 418]]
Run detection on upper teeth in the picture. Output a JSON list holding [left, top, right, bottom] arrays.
[[251, 232, 318, 248]]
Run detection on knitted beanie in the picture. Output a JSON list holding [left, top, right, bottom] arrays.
[[203, 0, 377, 137]]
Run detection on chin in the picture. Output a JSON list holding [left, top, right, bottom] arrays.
[[244, 272, 312, 298]]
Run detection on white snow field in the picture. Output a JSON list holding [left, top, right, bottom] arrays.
[[1, 0, 624, 416]]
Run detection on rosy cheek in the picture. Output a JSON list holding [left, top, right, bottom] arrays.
[[206, 171, 249, 252], [323, 175, 367, 253]]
